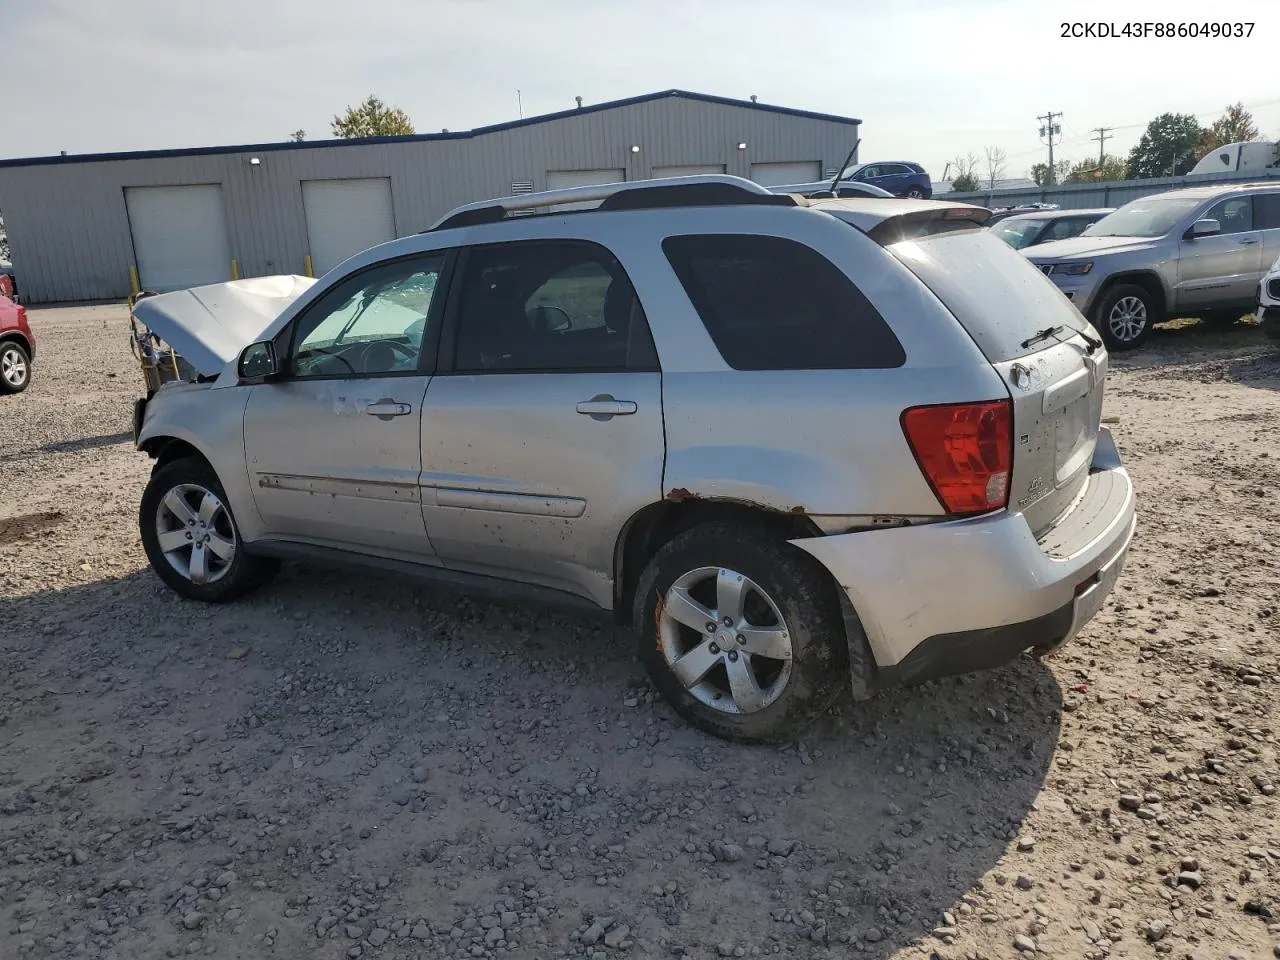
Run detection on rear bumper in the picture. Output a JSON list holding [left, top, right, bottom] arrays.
[[790, 427, 1135, 686]]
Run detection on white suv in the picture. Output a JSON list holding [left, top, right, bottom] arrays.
[[131, 175, 1135, 742], [1260, 253, 1280, 344]]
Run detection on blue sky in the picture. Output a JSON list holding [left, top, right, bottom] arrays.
[[2, 0, 1278, 180]]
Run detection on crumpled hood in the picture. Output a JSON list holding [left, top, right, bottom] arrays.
[[130, 275, 317, 376], [1025, 234, 1158, 262]]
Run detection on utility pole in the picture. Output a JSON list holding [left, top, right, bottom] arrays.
[[1038, 111, 1063, 183], [1091, 127, 1112, 167]]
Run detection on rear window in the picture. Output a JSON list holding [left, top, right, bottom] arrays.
[[661, 234, 905, 370], [887, 228, 1088, 363]]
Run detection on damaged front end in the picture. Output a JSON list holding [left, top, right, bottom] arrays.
[[130, 294, 202, 395], [127, 275, 318, 444]]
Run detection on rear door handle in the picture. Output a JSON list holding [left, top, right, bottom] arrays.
[[576, 394, 637, 419], [1239, 238, 1260, 245], [365, 400, 413, 419]]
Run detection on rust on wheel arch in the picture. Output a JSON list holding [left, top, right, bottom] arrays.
[[664, 488, 807, 515]]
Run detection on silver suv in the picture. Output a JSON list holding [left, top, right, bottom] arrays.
[[131, 175, 1136, 742], [1026, 183, 1280, 350]]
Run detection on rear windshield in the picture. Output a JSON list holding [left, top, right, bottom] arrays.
[[887, 227, 1088, 363]]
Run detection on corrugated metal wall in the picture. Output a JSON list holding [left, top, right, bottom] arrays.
[[946, 169, 1280, 210], [0, 97, 859, 303]]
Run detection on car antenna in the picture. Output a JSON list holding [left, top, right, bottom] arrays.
[[829, 138, 862, 194]]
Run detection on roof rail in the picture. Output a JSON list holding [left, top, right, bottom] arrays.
[[428, 174, 802, 231]]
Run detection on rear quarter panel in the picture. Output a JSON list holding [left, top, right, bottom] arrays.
[[627, 207, 1011, 518]]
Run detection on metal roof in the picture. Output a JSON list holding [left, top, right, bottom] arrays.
[[0, 90, 862, 169]]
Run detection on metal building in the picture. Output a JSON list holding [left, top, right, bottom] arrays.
[[0, 90, 860, 304]]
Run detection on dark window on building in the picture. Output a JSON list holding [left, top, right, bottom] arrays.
[[661, 234, 905, 370]]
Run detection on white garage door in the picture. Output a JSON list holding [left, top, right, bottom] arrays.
[[749, 161, 822, 186], [302, 178, 396, 276], [126, 185, 232, 292], [545, 168, 626, 211], [652, 164, 726, 179]]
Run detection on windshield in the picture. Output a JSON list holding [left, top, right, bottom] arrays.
[[989, 217, 1043, 249], [1085, 197, 1200, 237]]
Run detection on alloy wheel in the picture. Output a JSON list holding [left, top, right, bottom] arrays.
[[154, 483, 237, 585], [657, 566, 794, 715], [1108, 296, 1148, 343], [1, 346, 27, 388]]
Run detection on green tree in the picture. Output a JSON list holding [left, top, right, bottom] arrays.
[[331, 95, 415, 139], [1200, 102, 1259, 153], [1030, 160, 1070, 186], [1063, 155, 1127, 183], [288, 129, 306, 142], [951, 171, 981, 192], [1127, 113, 1203, 179]]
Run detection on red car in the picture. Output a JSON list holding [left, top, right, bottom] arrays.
[[0, 292, 33, 394]]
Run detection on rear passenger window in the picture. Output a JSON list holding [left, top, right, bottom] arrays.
[[1256, 193, 1280, 230], [662, 234, 905, 370], [452, 241, 658, 374]]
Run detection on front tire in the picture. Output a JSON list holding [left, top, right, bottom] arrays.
[[1092, 283, 1156, 351], [139, 457, 277, 602], [633, 523, 852, 743], [0, 341, 30, 394]]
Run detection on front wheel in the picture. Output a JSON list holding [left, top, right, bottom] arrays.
[[139, 457, 277, 602], [1092, 283, 1156, 351], [632, 523, 853, 743]]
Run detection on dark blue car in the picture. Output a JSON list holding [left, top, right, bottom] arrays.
[[841, 161, 932, 199]]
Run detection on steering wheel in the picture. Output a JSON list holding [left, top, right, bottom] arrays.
[[358, 338, 418, 373], [300, 346, 356, 375], [531, 304, 573, 333]]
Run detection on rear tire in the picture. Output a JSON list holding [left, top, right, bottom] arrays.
[[905, 186, 926, 199], [0, 341, 30, 394], [139, 457, 277, 602], [632, 523, 853, 743], [1092, 283, 1156, 351]]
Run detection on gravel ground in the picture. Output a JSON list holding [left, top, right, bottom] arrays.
[[2, 304, 1279, 960]]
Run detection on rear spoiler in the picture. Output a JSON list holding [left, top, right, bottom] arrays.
[[866, 206, 992, 245]]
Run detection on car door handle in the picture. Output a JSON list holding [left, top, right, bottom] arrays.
[[1238, 238, 1260, 245], [365, 400, 412, 419], [575, 395, 637, 419]]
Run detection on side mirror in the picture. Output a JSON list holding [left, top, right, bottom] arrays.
[[1186, 218, 1221, 239], [238, 340, 279, 381]]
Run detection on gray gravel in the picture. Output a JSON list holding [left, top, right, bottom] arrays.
[[2, 305, 1280, 959]]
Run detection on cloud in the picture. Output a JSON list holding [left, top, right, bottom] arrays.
[[2, 0, 1277, 178]]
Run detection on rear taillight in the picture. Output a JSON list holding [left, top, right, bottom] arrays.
[[901, 400, 1012, 515], [16, 306, 27, 325]]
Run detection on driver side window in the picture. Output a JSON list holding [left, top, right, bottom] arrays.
[[1204, 197, 1253, 235], [291, 253, 446, 378]]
